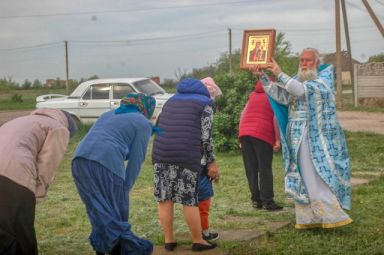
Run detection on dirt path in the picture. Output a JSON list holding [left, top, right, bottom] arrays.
[[337, 111, 384, 135], [0, 110, 31, 126], [1, 110, 384, 135]]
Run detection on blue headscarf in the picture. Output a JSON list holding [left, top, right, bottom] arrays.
[[115, 93, 156, 119]]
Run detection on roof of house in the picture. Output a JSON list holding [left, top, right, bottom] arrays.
[[320, 51, 361, 72]]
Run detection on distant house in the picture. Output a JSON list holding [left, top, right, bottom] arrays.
[[44, 79, 67, 88], [150, 76, 160, 85], [320, 51, 361, 85]]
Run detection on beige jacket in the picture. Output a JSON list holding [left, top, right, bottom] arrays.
[[0, 108, 70, 202]]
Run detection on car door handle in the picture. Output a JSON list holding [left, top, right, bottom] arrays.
[[79, 102, 88, 107]]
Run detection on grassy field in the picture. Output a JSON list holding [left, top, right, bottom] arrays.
[[0, 88, 67, 110], [230, 177, 384, 255], [32, 125, 384, 254]]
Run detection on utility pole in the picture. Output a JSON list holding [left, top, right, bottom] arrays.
[[65, 41, 69, 94], [362, 0, 384, 37], [341, 0, 355, 104], [228, 28, 232, 74], [335, 0, 343, 106]]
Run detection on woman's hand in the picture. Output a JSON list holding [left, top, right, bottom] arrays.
[[273, 140, 281, 152], [208, 161, 220, 182]]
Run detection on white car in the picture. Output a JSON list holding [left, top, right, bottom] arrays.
[[36, 78, 173, 124]]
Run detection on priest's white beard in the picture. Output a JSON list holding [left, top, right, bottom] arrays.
[[298, 68, 318, 81]]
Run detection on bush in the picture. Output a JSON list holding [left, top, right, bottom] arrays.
[[11, 93, 23, 103], [212, 71, 258, 152]]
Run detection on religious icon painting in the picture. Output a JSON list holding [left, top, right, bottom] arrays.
[[240, 29, 276, 70]]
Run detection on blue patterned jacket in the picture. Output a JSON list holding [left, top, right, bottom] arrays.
[[261, 65, 351, 210]]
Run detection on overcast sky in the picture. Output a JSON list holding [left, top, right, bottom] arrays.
[[0, 0, 383, 84]]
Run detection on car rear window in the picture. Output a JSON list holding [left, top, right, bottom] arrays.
[[133, 79, 165, 96], [113, 84, 135, 99], [82, 84, 110, 100]]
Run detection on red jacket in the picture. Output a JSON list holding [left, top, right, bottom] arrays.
[[238, 80, 276, 146]]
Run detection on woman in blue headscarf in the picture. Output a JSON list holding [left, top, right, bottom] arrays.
[[72, 93, 156, 255]]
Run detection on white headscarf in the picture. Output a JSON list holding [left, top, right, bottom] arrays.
[[200, 77, 223, 100]]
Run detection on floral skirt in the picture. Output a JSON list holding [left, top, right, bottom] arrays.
[[154, 163, 199, 206]]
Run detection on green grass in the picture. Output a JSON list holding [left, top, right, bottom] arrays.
[[0, 88, 66, 110], [229, 177, 384, 255], [340, 93, 384, 112], [33, 126, 384, 254]]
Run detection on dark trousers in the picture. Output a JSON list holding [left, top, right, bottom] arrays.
[[240, 136, 274, 203], [0, 176, 37, 255]]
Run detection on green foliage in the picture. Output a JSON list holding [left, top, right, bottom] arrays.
[[22, 79, 32, 89], [274, 32, 299, 76], [11, 93, 23, 102], [368, 53, 384, 63], [0, 88, 67, 110], [0, 77, 19, 91], [160, 78, 177, 93], [210, 49, 242, 76], [212, 71, 257, 151], [188, 64, 217, 80], [32, 79, 43, 89], [87, 75, 99, 80]]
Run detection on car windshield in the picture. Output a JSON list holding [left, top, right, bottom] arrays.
[[133, 79, 165, 96]]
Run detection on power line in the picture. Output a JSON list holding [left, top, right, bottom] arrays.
[[71, 30, 224, 45], [231, 24, 378, 33], [0, 30, 226, 51], [0, 0, 257, 19], [1, 24, 380, 51], [0, 42, 63, 51]]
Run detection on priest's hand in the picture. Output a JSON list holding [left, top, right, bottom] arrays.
[[266, 58, 282, 77], [249, 65, 263, 76]]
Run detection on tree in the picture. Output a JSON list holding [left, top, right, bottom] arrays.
[[87, 75, 99, 80], [161, 78, 177, 93], [368, 53, 384, 63], [0, 76, 19, 91], [274, 32, 298, 76], [174, 68, 189, 80], [32, 79, 42, 89], [22, 80, 32, 89], [212, 71, 256, 151], [214, 49, 242, 75]]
